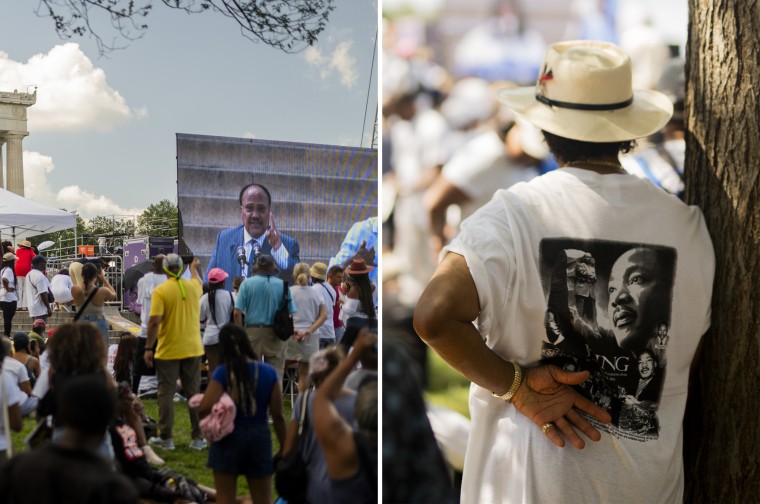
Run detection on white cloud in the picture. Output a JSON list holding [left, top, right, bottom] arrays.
[[303, 39, 358, 89], [331, 41, 359, 88], [242, 132, 257, 139], [23, 151, 143, 219], [0, 43, 137, 132]]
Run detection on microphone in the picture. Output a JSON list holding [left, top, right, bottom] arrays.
[[236, 246, 247, 269], [252, 241, 261, 264]]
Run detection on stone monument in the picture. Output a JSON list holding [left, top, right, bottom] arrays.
[[0, 89, 36, 196]]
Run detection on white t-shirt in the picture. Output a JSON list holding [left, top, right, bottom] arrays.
[[442, 129, 539, 222], [0, 372, 23, 452], [289, 286, 324, 332], [0, 267, 17, 302], [50, 274, 74, 303], [339, 298, 370, 325], [106, 344, 119, 375], [31, 352, 50, 399], [444, 168, 714, 504], [312, 282, 336, 341], [136, 273, 167, 338], [199, 290, 236, 346], [25, 269, 50, 317], [2, 357, 29, 405]]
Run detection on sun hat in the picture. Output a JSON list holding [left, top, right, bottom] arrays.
[[18, 240, 32, 249], [345, 258, 374, 275], [310, 262, 328, 281], [207, 267, 229, 284], [3, 252, 16, 261], [497, 40, 673, 143]]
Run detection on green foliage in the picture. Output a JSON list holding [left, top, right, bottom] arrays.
[[26, 200, 178, 254], [36, 0, 335, 55], [136, 199, 178, 237], [425, 350, 471, 419], [88, 215, 137, 237]]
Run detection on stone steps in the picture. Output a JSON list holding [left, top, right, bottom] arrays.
[[8, 308, 141, 344]]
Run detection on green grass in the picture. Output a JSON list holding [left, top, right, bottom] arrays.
[[424, 350, 472, 419], [12, 398, 293, 498]]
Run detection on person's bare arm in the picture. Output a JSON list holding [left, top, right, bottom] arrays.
[[269, 379, 287, 457], [96, 271, 117, 301], [414, 253, 611, 449], [195, 378, 224, 419], [144, 314, 162, 368], [314, 330, 377, 479], [19, 379, 32, 396], [7, 403, 22, 432], [424, 177, 470, 254], [70, 285, 85, 305], [302, 305, 328, 339], [190, 258, 202, 284], [234, 308, 245, 327]]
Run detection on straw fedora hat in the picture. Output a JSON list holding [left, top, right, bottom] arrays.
[[497, 40, 673, 143], [18, 240, 32, 249]]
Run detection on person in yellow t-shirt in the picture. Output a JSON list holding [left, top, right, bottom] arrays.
[[143, 253, 206, 451]]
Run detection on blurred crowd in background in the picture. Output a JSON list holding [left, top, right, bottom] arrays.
[[380, 0, 689, 497]]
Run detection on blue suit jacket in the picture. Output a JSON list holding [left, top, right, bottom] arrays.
[[205, 225, 300, 289]]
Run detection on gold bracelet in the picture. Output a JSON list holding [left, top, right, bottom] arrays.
[[491, 362, 522, 402]]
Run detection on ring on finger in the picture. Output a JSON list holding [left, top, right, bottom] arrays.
[[541, 422, 556, 434]]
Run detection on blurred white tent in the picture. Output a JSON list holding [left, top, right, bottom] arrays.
[[0, 188, 77, 244]]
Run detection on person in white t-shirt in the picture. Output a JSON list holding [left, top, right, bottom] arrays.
[[309, 262, 336, 349], [0, 340, 23, 463], [199, 267, 235, 376], [414, 40, 714, 503], [286, 263, 328, 389], [49, 268, 75, 311], [25, 256, 52, 323], [132, 256, 167, 394], [1, 337, 37, 417]]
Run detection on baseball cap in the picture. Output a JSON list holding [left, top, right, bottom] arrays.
[[208, 268, 229, 284], [33, 319, 47, 329]]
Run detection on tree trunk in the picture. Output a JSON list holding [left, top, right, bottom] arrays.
[[684, 1, 760, 501]]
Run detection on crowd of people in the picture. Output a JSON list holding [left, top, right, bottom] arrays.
[[0, 182, 379, 503]]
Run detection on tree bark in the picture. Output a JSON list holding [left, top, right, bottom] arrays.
[[684, 1, 760, 501]]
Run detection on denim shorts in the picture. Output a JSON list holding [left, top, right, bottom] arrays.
[[207, 421, 273, 476]]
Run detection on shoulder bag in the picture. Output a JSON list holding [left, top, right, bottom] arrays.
[[73, 287, 99, 321], [275, 390, 310, 503], [273, 281, 294, 341]]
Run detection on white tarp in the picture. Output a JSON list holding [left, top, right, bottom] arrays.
[[0, 188, 76, 243]]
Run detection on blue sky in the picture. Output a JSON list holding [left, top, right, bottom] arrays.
[[0, 1, 378, 219]]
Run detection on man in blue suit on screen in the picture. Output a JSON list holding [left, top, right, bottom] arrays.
[[206, 183, 300, 288]]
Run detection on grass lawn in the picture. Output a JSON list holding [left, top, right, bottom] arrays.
[[424, 350, 471, 419], [11, 397, 293, 499]]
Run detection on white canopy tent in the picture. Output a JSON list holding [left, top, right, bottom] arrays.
[[0, 188, 77, 244]]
